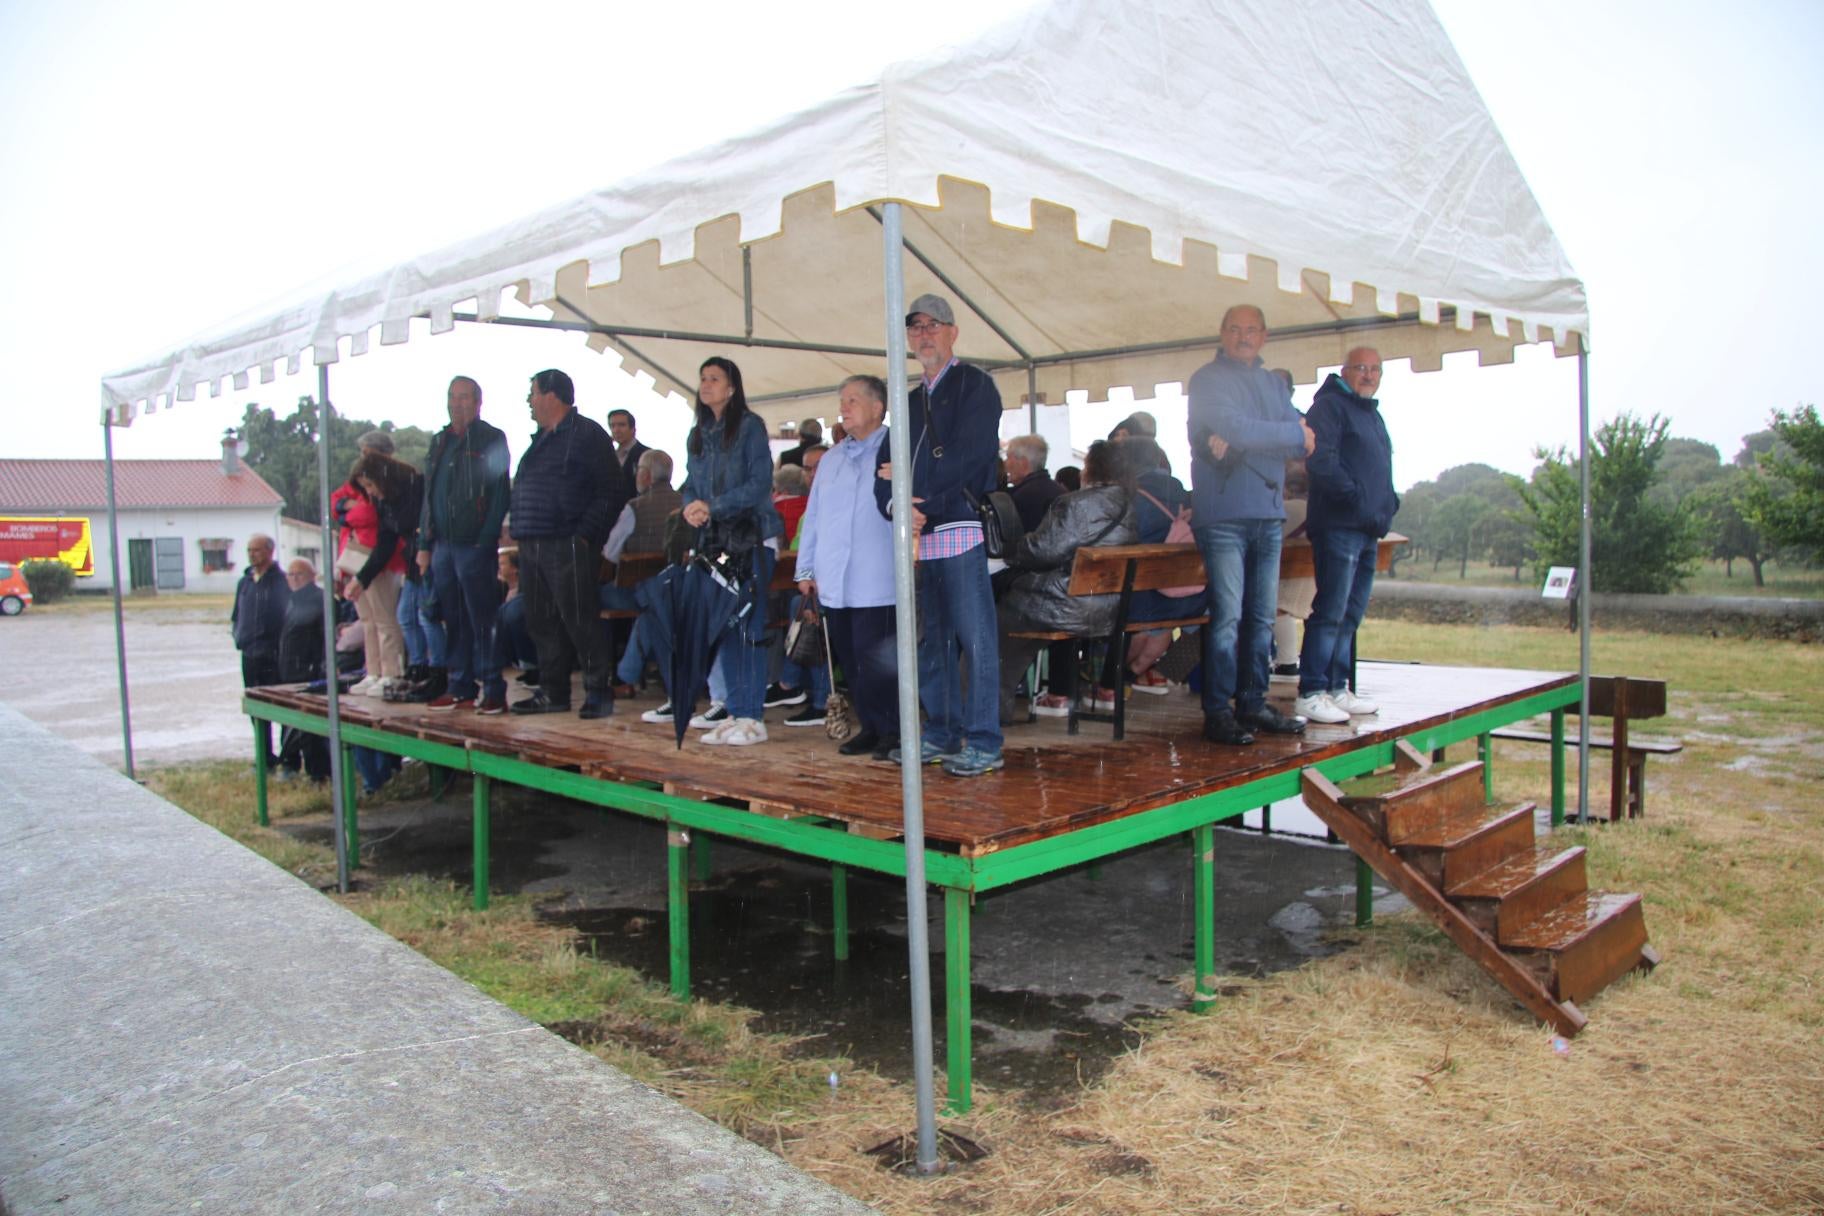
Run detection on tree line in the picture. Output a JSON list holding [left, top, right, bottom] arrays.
[[1391, 406, 1822, 593], [236, 399, 435, 526]]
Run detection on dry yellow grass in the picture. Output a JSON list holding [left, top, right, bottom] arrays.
[[762, 622, 1824, 1214]]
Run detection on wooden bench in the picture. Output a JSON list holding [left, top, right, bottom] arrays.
[[1008, 543, 1210, 740], [1489, 675, 1682, 821]]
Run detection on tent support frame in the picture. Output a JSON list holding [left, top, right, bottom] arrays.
[[880, 202, 942, 1175], [1575, 347, 1592, 822], [102, 415, 135, 780], [315, 366, 351, 892]]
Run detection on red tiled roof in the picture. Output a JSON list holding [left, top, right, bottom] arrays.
[[0, 460, 285, 511]]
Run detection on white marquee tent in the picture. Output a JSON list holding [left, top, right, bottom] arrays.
[[97, 0, 1594, 1167], [101, 0, 1585, 425]]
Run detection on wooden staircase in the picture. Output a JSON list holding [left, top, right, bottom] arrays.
[[1300, 743, 1658, 1035]]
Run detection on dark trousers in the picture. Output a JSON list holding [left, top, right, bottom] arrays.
[[824, 604, 899, 738], [431, 542, 503, 700], [241, 650, 280, 761], [517, 535, 613, 704]]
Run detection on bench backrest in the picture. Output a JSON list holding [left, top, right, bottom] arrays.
[[1063, 544, 1206, 597], [1588, 674, 1667, 720]]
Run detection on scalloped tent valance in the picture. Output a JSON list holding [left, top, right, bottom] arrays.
[[101, 0, 1585, 426]]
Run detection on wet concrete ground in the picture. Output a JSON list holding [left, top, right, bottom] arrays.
[[284, 779, 1408, 1100]]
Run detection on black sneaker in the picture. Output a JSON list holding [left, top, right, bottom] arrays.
[[838, 730, 881, 756], [764, 682, 807, 708], [785, 704, 826, 727], [1237, 704, 1306, 735], [511, 692, 572, 715], [578, 693, 614, 720], [1202, 711, 1256, 746]]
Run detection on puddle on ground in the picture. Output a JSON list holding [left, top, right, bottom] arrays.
[[544, 867, 1148, 1102]]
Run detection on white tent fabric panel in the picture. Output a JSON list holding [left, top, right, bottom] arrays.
[[101, 0, 1585, 420]]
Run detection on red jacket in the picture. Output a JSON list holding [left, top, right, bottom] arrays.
[[331, 482, 404, 575]]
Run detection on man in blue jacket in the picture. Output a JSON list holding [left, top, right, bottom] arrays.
[[1294, 347, 1399, 725], [1186, 305, 1315, 746], [418, 376, 512, 715], [231, 533, 288, 763], [509, 369, 619, 720], [873, 293, 1004, 777]]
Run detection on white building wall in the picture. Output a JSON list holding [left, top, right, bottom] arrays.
[[82, 506, 282, 593]]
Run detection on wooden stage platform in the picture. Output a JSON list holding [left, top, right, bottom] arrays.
[[246, 661, 1579, 1112]]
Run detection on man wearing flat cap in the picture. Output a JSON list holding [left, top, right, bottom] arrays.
[[873, 292, 1005, 777]]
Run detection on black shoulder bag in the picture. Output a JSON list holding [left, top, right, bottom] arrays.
[[920, 388, 1025, 559]]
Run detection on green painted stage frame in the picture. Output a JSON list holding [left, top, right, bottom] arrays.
[[246, 680, 1576, 1113]]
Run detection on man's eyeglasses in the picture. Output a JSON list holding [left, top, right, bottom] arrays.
[[1344, 363, 1382, 375], [907, 319, 948, 334]]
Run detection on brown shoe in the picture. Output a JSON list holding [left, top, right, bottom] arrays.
[[427, 694, 475, 712], [474, 693, 507, 716]]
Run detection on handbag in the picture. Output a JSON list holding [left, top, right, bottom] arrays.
[[971, 487, 1025, 560], [334, 541, 371, 577], [818, 596, 859, 743], [1136, 488, 1204, 598], [785, 608, 825, 668]]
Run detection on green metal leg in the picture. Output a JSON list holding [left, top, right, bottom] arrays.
[[1550, 708, 1566, 827], [472, 773, 491, 910], [1259, 805, 1272, 835], [668, 825, 690, 999], [1192, 823, 1216, 1012], [430, 763, 451, 802], [252, 719, 270, 827], [944, 887, 973, 1115], [1355, 856, 1374, 927], [340, 745, 359, 873], [1086, 862, 1102, 881], [831, 864, 849, 962], [691, 834, 713, 882], [1478, 731, 1494, 802]]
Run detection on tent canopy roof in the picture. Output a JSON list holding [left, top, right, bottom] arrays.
[[101, 0, 1585, 426]]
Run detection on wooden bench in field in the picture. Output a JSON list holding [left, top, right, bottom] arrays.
[[1489, 674, 1682, 821], [1008, 542, 1210, 740]]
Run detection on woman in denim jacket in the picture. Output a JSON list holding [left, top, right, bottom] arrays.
[[679, 357, 784, 746]]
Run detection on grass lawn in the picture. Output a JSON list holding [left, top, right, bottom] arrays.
[[1383, 557, 1823, 599], [148, 619, 1824, 1214]]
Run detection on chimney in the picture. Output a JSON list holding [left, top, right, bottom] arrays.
[[221, 428, 240, 476]]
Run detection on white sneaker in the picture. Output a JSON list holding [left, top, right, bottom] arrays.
[[640, 701, 674, 724], [720, 717, 768, 746], [1329, 687, 1379, 715], [347, 675, 380, 696], [690, 702, 729, 729], [699, 717, 736, 745], [1293, 692, 1349, 724]]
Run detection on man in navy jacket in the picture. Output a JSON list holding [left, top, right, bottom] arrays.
[[873, 293, 1004, 777], [1294, 347, 1399, 725], [509, 369, 619, 720], [1186, 305, 1315, 746]]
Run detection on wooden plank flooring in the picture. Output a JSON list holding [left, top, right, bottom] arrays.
[[250, 662, 1574, 856]]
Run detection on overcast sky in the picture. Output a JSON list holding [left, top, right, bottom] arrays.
[[2, 0, 1818, 491]]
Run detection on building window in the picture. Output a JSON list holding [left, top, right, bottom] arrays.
[[199, 538, 234, 573]]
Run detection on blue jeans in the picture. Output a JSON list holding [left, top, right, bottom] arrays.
[[711, 545, 773, 720], [397, 575, 446, 668], [431, 544, 501, 700], [1195, 520, 1281, 717], [494, 594, 538, 674], [1298, 529, 1379, 696], [916, 547, 1003, 754]]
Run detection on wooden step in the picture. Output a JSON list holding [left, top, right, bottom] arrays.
[[1340, 760, 1485, 844], [1505, 891, 1649, 1005], [1395, 802, 1536, 890], [1448, 845, 1588, 943]]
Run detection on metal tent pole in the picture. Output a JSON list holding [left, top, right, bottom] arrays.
[[316, 368, 350, 892], [882, 202, 939, 1174], [102, 413, 135, 780], [1576, 347, 1592, 823]]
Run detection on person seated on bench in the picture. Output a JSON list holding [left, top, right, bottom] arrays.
[[995, 439, 1140, 725], [771, 462, 810, 548], [493, 548, 539, 684], [599, 449, 681, 616], [1120, 435, 1199, 697]]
